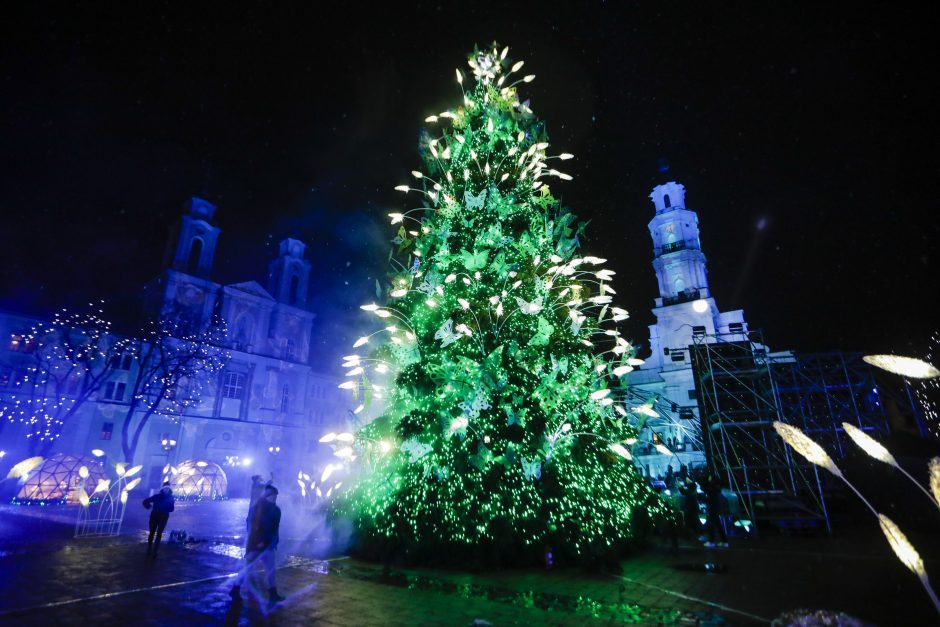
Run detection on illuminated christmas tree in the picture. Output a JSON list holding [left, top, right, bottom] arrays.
[[330, 45, 669, 566]]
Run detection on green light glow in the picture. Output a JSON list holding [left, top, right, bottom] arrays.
[[331, 44, 671, 565]]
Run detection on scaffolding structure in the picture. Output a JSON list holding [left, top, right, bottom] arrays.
[[770, 351, 892, 458], [690, 330, 832, 534]]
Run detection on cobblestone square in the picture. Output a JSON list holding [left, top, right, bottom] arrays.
[[0, 499, 935, 625]]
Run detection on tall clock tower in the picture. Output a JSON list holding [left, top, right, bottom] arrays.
[[627, 182, 752, 478]]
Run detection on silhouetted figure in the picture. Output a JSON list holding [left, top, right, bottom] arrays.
[[679, 476, 700, 537], [143, 481, 175, 557], [702, 472, 728, 547], [664, 466, 676, 490], [232, 485, 284, 605], [246, 474, 272, 535]]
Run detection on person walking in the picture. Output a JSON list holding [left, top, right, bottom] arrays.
[[231, 484, 285, 605], [143, 481, 175, 557]]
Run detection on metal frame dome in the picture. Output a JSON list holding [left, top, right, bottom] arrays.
[[168, 460, 227, 500], [15, 453, 107, 504]]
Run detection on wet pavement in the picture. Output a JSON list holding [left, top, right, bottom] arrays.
[[0, 500, 936, 625]]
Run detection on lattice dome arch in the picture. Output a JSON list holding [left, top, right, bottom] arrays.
[[15, 454, 107, 504], [168, 460, 227, 500]]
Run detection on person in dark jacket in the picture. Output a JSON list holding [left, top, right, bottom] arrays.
[[678, 475, 701, 538], [143, 481, 175, 557], [246, 474, 272, 535], [702, 472, 729, 547], [231, 485, 284, 604]]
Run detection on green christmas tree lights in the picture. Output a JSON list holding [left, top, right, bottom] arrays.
[[330, 44, 669, 565]]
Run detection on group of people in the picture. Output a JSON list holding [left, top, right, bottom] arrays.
[[656, 465, 730, 548], [141, 473, 286, 606]]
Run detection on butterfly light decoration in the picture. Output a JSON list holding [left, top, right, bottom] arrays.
[[464, 188, 487, 210], [401, 438, 434, 463], [515, 296, 543, 315], [459, 386, 491, 419], [435, 319, 462, 347], [521, 457, 542, 480]]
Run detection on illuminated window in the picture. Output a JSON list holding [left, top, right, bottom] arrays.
[[8, 333, 24, 352], [222, 372, 245, 399]]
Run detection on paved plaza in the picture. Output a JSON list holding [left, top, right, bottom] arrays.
[[0, 499, 936, 625]]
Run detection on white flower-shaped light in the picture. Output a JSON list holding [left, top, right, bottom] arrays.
[[862, 355, 940, 379], [878, 514, 925, 578], [842, 422, 896, 465], [773, 422, 842, 477], [468, 50, 501, 84]]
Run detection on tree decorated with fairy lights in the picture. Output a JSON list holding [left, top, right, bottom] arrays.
[[0, 303, 127, 455], [118, 310, 229, 464], [330, 44, 669, 566]]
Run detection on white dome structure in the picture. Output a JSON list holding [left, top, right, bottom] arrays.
[[169, 460, 227, 500], [15, 453, 107, 504]]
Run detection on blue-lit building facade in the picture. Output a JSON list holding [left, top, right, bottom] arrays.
[[626, 182, 755, 479], [0, 198, 349, 495]]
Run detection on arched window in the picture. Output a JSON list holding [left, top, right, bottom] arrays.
[[674, 277, 685, 294], [289, 274, 300, 305], [280, 384, 290, 413], [663, 194, 671, 208], [187, 238, 204, 274]]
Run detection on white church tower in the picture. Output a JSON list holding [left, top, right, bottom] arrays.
[[627, 182, 751, 479]]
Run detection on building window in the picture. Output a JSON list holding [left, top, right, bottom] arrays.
[[102, 381, 126, 401], [687, 389, 698, 400], [187, 237, 203, 274], [110, 353, 133, 370], [671, 352, 685, 362], [8, 333, 24, 351], [280, 384, 290, 413], [663, 194, 671, 208], [8, 332, 33, 352], [223, 372, 245, 400], [289, 274, 300, 305], [13, 369, 29, 387], [285, 339, 295, 361], [100, 422, 114, 440]]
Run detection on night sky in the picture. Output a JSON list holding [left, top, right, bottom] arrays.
[[1, 3, 935, 364]]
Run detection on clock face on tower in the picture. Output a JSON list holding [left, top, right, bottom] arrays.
[[665, 223, 675, 234]]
